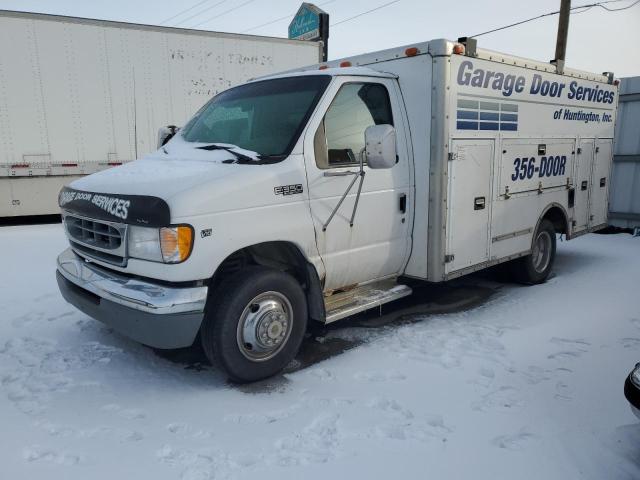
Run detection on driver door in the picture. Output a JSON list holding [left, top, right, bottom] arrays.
[[303, 77, 412, 292]]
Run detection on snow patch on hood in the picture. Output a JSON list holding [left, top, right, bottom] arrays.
[[71, 157, 241, 200]]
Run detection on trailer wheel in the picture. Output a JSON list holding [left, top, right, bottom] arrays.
[[200, 266, 307, 383], [511, 219, 556, 284]]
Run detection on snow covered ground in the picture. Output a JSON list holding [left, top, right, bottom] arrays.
[[1, 224, 639, 480]]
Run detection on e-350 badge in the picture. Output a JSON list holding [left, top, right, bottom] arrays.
[[274, 184, 303, 196]]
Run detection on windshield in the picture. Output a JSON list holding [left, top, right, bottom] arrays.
[[180, 75, 331, 157]]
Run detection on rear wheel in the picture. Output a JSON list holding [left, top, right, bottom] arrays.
[[200, 266, 307, 383], [511, 219, 556, 284]]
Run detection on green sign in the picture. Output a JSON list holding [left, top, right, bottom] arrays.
[[289, 3, 324, 41]]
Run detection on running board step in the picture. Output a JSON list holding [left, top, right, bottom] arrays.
[[324, 279, 412, 324]]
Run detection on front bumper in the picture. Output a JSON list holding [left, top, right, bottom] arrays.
[[56, 248, 208, 349]]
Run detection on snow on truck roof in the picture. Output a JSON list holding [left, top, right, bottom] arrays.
[[263, 39, 613, 85]]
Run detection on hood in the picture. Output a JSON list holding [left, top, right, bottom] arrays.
[[68, 136, 307, 221], [71, 135, 259, 199]]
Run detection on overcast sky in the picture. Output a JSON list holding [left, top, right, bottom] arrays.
[[0, 0, 638, 77]]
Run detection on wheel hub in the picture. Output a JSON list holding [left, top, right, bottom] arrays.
[[237, 292, 293, 362], [532, 231, 552, 273]]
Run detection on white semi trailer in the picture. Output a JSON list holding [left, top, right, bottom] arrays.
[[0, 9, 321, 217]]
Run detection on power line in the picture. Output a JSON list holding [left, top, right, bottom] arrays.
[[241, 0, 335, 34], [470, 0, 639, 38], [189, 0, 259, 28], [240, 12, 295, 33], [172, 0, 230, 27], [596, 0, 640, 10], [159, 0, 213, 25], [331, 0, 402, 27]]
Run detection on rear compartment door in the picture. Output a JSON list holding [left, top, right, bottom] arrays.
[[573, 139, 594, 233], [590, 139, 613, 228], [445, 139, 493, 274]]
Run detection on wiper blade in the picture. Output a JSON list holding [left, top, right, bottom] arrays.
[[197, 143, 256, 163]]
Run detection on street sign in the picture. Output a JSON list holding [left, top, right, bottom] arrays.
[[288, 3, 329, 61], [288, 3, 325, 41]]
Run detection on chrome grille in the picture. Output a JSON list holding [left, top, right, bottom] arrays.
[[63, 213, 127, 266]]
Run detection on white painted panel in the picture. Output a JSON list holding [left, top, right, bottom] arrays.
[[590, 139, 612, 226], [445, 139, 493, 273], [574, 139, 594, 232], [0, 17, 48, 164], [500, 138, 574, 195]]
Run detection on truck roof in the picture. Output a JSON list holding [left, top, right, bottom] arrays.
[[272, 38, 614, 85], [254, 66, 397, 82]]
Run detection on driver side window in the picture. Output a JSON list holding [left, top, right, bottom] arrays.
[[315, 82, 393, 169]]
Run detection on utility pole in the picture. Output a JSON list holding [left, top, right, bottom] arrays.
[[553, 0, 571, 74]]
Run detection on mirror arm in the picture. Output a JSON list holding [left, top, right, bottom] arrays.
[[349, 148, 366, 227], [322, 148, 367, 231]]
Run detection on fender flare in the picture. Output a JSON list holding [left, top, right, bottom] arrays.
[[532, 202, 570, 248]]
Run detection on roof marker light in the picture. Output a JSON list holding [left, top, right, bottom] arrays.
[[319, 64, 328, 70], [405, 47, 419, 57], [453, 44, 465, 55], [339, 61, 352, 67]]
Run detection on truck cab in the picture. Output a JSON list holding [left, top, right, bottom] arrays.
[[56, 39, 618, 382]]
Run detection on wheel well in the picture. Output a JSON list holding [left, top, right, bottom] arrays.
[[211, 242, 325, 322], [541, 205, 569, 235]]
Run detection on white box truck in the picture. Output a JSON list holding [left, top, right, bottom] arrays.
[[55, 39, 618, 382], [0, 9, 321, 217]]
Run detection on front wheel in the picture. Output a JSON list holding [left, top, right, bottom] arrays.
[[510, 219, 556, 284], [200, 266, 307, 383]]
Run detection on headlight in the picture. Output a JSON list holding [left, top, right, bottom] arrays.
[[631, 364, 640, 388], [128, 225, 193, 264], [128, 226, 163, 262]]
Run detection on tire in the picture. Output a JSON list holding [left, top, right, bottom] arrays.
[[200, 266, 307, 383], [511, 219, 556, 284]]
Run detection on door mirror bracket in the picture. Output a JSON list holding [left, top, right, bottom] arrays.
[[321, 124, 396, 231]]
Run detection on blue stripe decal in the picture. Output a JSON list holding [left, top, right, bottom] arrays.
[[479, 122, 500, 130], [456, 99, 519, 131], [480, 101, 500, 111], [457, 121, 479, 130], [480, 112, 499, 121], [457, 110, 479, 120]]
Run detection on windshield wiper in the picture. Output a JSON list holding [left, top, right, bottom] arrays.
[[197, 143, 284, 165], [197, 144, 256, 163]]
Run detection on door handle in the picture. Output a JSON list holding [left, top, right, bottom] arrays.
[[399, 194, 407, 214], [474, 197, 486, 210], [581, 181, 588, 191]]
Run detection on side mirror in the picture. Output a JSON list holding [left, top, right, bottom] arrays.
[[157, 125, 179, 149], [365, 124, 396, 169]]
